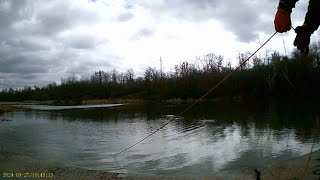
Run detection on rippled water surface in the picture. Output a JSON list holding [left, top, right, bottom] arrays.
[[1, 102, 320, 175]]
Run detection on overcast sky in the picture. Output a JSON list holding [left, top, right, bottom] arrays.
[[0, 0, 318, 89]]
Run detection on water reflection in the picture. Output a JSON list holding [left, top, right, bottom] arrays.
[[0, 101, 319, 175], [18, 104, 123, 110]]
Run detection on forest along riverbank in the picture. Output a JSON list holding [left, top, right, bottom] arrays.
[[1, 49, 320, 105], [2, 147, 320, 179]]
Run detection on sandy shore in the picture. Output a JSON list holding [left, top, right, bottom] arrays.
[[0, 148, 122, 180], [1, 147, 320, 180]]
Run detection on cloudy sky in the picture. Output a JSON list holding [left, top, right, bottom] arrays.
[[0, 0, 318, 89]]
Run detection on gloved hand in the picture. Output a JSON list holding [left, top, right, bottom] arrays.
[[274, 7, 291, 33], [293, 25, 312, 54]]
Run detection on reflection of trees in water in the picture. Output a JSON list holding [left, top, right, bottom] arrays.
[[26, 100, 320, 142], [177, 101, 320, 142], [31, 106, 144, 122]]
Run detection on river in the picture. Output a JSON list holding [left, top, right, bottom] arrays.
[[0, 101, 319, 176]]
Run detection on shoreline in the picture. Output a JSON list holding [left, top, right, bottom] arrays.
[[1, 147, 320, 179], [1, 96, 318, 107], [0, 148, 122, 180]]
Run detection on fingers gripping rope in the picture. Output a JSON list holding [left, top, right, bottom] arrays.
[[113, 31, 278, 173]]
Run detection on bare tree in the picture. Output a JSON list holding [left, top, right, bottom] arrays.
[[237, 53, 250, 70], [252, 56, 262, 68], [179, 61, 190, 78], [144, 67, 160, 82], [125, 69, 135, 83], [111, 69, 118, 84]]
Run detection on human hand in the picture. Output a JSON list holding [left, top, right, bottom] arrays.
[[274, 7, 291, 33], [294, 26, 312, 54]]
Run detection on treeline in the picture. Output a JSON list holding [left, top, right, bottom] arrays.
[[1, 42, 320, 103]]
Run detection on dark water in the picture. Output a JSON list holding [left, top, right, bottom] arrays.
[[0, 101, 320, 175]]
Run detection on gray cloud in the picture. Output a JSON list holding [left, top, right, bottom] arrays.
[[0, 0, 311, 90], [135, 0, 291, 42], [0, 0, 110, 89], [131, 28, 155, 40], [0, 54, 49, 74], [10, 0, 100, 37], [3, 37, 50, 51], [0, 0, 29, 40], [63, 34, 99, 50], [117, 12, 134, 22], [0, 72, 51, 89]]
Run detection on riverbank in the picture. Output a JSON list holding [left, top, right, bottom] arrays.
[[0, 105, 32, 117], [215, 147, 320, 180], [2, 94, 317, 107], [0, 148, 122, 180], [1, 147, 320, 179], [126, 147, 320, 180], [0, 105, 18, 114]]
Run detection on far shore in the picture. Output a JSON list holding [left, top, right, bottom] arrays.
[[0, 98, 200, 106], [0, 97, 262, 107], [0, 105, 20, 114]]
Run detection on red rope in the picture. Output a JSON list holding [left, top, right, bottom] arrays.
[[302, 136, 316, 179], [302, 112, 319, 179]]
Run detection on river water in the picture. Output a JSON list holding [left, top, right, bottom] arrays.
[[0, 101, 319, 175]]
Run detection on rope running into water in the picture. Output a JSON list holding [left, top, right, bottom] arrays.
[[302, 136, 316, 179], [113, 31, 278, 173], [302, 112, 319, 179]]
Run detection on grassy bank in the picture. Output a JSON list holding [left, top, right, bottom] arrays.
[[0, 105, 15, 113]]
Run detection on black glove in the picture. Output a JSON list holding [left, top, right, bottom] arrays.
[[293, 26, 312, 55]]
